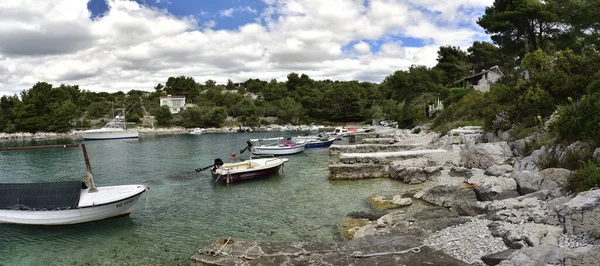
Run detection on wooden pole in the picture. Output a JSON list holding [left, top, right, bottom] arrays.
[[80, 144, 97, 192]]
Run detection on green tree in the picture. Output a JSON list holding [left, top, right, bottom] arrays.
[[164, 76, 199, 101], [87, 102, 109, 118], [230, 98, 259, 127], [434, 46, 472, 85], [478, 0, 558, 58], [152, 105, 172, 126], [468, 41, 502, 72], [276, 97, 305, 124], [49, 100, 78, 132]]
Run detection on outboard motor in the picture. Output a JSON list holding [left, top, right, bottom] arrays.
[[213, 158, 224, 169]]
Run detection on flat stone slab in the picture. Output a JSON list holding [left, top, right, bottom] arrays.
[[329, 144, 419, 155], [339, 149, 447, 164], [191, 234, 471, 266], [329, 163, 388, 179]]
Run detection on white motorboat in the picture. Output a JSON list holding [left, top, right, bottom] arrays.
[[0, 144, 148, 225], [190, 128, 203, 135], [242, 137, 305, 156], [79, 103, 138, 140]]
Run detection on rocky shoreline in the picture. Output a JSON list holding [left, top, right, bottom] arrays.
[[0, 126, 341, 141], [191, 126, 600, 266]]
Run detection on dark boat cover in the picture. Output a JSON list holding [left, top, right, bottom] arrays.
[[0, 181, 83, 210]]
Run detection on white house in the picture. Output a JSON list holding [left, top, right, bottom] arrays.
[[159, 95, 186, 114], [454, 66, 504, 92]]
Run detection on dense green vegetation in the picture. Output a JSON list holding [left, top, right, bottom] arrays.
[[1, 0, 599, 147]]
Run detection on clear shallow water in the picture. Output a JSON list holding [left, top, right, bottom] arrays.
[[0, 133, 405, 265]]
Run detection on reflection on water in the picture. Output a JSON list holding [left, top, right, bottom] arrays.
[[0, 133, 405, 265]]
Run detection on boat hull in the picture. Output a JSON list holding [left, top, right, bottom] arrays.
[[305, 139, 335, 148], [0, 185, 147, 225], [79, 130, 138, 140], [212, 165, 283, 183], [210, 158, 288, 183], [251, 144, 305, 155]]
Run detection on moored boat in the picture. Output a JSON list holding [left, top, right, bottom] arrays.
[[244, 137, 305, 156], [200, 157, 288, 183], [0, 144, 148, 225], [190, 128, 203, 135], [79, 103, 138, 140], [292, 133, 336, 148], [303, 137, 336, 148]]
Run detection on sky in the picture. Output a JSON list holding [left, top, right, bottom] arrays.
[[0, 0, 494, 97]]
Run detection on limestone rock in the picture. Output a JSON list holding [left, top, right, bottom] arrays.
[[368, 194, 412, 209], [389, 158, 442, 184], [420, 185, 478, 208], [512, 170, 543, 195], [555, 189, 600, 238], [328, 163, 388, 180], [594, 148, 600, 164], [538, 168, 571, 190], [488, 221, 562, 248], [498, 245, 576, 266], [486, 195, 549, 224], [361, 138, 395, 144], [449, 166, 473, 178], [514, 146, 546, 171], [481, 249, 519, 266], [512, 168, 571, 195], [460, 141, 512, 169], [485, 165, 514, 176], [191, 234, 471, 266], [474, 176, 520, 201]]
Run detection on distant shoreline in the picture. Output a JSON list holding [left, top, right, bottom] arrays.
[[0, 125, 346, 141]]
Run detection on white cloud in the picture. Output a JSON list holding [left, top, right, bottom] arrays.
[[0, 0, 493, 97], [220, 8, 234, 17], [353, 42, 371, 55], [220, 6, 257, 17]]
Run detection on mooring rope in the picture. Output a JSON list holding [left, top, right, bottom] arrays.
[[144, 187, 150, 212], [212, 237, 232, 256], [202, 236, 465, 260]]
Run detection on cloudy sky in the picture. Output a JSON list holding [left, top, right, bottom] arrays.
[[0, 0, 494, 97]]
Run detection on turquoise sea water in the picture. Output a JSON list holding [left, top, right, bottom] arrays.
[[0, 133, 404, 265]]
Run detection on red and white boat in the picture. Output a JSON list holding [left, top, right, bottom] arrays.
[[201, 157, 288, 183]]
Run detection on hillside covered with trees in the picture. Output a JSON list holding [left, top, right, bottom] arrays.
[[1, 0, 599, 150]]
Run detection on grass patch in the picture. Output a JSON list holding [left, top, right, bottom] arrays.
[[566, 161, 600, 193]]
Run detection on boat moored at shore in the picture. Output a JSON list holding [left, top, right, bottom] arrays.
[[0, 144, 148, 225]]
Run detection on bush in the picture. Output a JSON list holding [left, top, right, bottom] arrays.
[[537, 149, 561, 169], [550, 92, 600, 145], [566, 161, 600, 193], [562, 144, 595, 170]]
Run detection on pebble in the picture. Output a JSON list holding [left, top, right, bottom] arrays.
[[423, 219, 507, 265], [559, 233, 595, 249]]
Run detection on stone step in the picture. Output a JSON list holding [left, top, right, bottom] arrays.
[[329, 144, 418, 155], [328, 163, 389, 180], [338, 149, 447, 164]]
